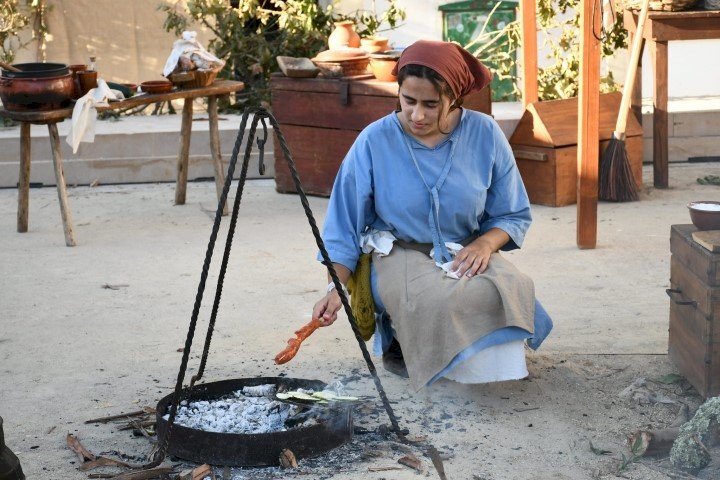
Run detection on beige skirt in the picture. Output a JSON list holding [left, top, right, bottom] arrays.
[[373, 247, 536, 390]]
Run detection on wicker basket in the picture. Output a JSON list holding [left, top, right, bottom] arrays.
[[622, 0, 699, 11], [168, 67, 220, 89]]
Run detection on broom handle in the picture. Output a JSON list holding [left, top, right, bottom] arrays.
[[615, 0, 651, 136]]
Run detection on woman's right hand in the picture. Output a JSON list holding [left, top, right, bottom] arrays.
[[312, 289, 343, 326]]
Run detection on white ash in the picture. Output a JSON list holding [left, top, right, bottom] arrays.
[[164, 384, 314, 434]]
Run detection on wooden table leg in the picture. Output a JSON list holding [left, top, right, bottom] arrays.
[[208, 96, 228, 216], [17, 122, 31, 233], [48, 123, 77, 247], [175, 98, 193, 205], [650, 40, 669, 188]]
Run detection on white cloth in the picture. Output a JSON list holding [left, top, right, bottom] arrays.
[[442, 340, 528, 383], [65, 79, 123, 154], [162, 31, 224, 77]]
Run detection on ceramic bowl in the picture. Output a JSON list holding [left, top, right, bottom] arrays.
[[688, 201, 720, 230], [276, 56, 320, 78], [140, 80, 173, 94]]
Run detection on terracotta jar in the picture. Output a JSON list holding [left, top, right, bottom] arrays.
[[328, 20, 360, 50], [369, 50, 401, 82], [360, 36, 389, 54]]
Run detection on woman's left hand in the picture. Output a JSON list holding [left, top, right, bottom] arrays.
[[451, 239, 495, 277], [451, 229, 510, 277]]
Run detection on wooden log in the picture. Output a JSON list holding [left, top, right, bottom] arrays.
[[107, 467, 175, 480], [17, 122, 31, 233], [629, 427, 681, 457], [175, 98, 193, 205], [650, 40, 669, 188], [48, 123, 76, 246], [178, 464, 213, 480], [576, 0, 601, 249], [519, 0, 538, 107], [207, 95, 228, 216]]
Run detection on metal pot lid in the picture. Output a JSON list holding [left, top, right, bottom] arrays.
[[2, 63, 69, 78]]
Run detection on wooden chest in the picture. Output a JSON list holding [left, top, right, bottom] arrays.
[[668, 224, 720, 397], [509, 92, 643, 207], [270, 75, 492, 196]]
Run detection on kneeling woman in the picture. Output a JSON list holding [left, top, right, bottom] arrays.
[[312, 40, 552, 390]]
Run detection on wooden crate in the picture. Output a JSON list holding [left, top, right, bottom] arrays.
[[271, 75, 492, 196], [509, 92, 643, 207], [668, 224, 720, 397]]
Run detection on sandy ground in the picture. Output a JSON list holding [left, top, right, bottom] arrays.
[[1, 162, 719, 479]]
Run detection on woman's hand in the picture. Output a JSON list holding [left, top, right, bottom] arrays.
[[451, 239, 495, 277], [312, 289, 343, 326], [451, 229, 510, 277]]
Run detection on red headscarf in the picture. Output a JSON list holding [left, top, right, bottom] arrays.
[[391, 40, 492, 100]]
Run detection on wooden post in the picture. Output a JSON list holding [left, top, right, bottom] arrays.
[[577, 0, 601, 249], [650, 40, 669, 188], [519, 0, 539, 107], [48, 123, 77, 247], [17, 122, 31, 233], [207, 95, 228, 216], [175, 98, 193, 205]]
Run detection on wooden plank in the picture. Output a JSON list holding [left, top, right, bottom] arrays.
[[0, 80, 245, 124], [17, 122, 31, 233], [692, 231, 720, 253], [273, 125, 358, 196], [519, 0, 539, 107], [509, 93, 641, 148], [515, 147, 559, 206], [272, 89, 397, 130], [671, 256, 720, 320], [577, 0, 601, 249], [207, 95, 228, 216], [650, 40, 669, 188], [174, 98, 193, 205], [671, 225, 720, 287], [650, 18, 720, 41], [48, 123, 76, 247], [668, 299, 720, 398], [271, 75, 400, 96]]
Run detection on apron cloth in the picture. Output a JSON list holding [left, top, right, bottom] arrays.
[[374, 248, 536, 390]]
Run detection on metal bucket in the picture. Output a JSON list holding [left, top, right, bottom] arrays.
[[155, 377, 353, 466]]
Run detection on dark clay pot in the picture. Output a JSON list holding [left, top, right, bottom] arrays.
[[3, 62, 69, 78], [0, 417, 25, 480], [0, 73, 74, 111]]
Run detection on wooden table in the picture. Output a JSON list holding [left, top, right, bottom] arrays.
[[624, 9, 720, 188], [0, 80, 244, 246]]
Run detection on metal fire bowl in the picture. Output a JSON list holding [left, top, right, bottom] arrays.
[[155, 377, 353, 466]]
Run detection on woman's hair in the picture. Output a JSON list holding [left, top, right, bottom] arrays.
[[397, 64, 464, 134]]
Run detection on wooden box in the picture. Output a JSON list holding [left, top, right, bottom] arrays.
[[668, 224, 720, 398], [509, 92, 643, 207], [271, 75, 492, 196]]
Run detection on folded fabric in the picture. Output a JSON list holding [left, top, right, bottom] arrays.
[[162, 31, 225, 77], [346, 253, 375, 341], [66, 79, 123, 154]]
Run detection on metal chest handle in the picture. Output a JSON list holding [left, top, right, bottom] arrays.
[[666, 288, 698, 308]]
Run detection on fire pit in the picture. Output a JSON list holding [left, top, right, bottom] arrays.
[[155, 377, 353, 466]]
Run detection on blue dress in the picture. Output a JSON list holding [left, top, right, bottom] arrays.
[[319, 109, 552, 384]]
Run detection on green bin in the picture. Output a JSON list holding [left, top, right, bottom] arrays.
[[439, 0, 517, 101]]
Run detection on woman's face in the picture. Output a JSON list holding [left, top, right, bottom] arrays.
[[398, 76, 453, 141]]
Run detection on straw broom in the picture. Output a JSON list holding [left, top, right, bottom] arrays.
[[599, 0, 651, 202]]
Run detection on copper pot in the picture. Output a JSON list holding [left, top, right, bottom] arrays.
[[0, 73, 74, 111]]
